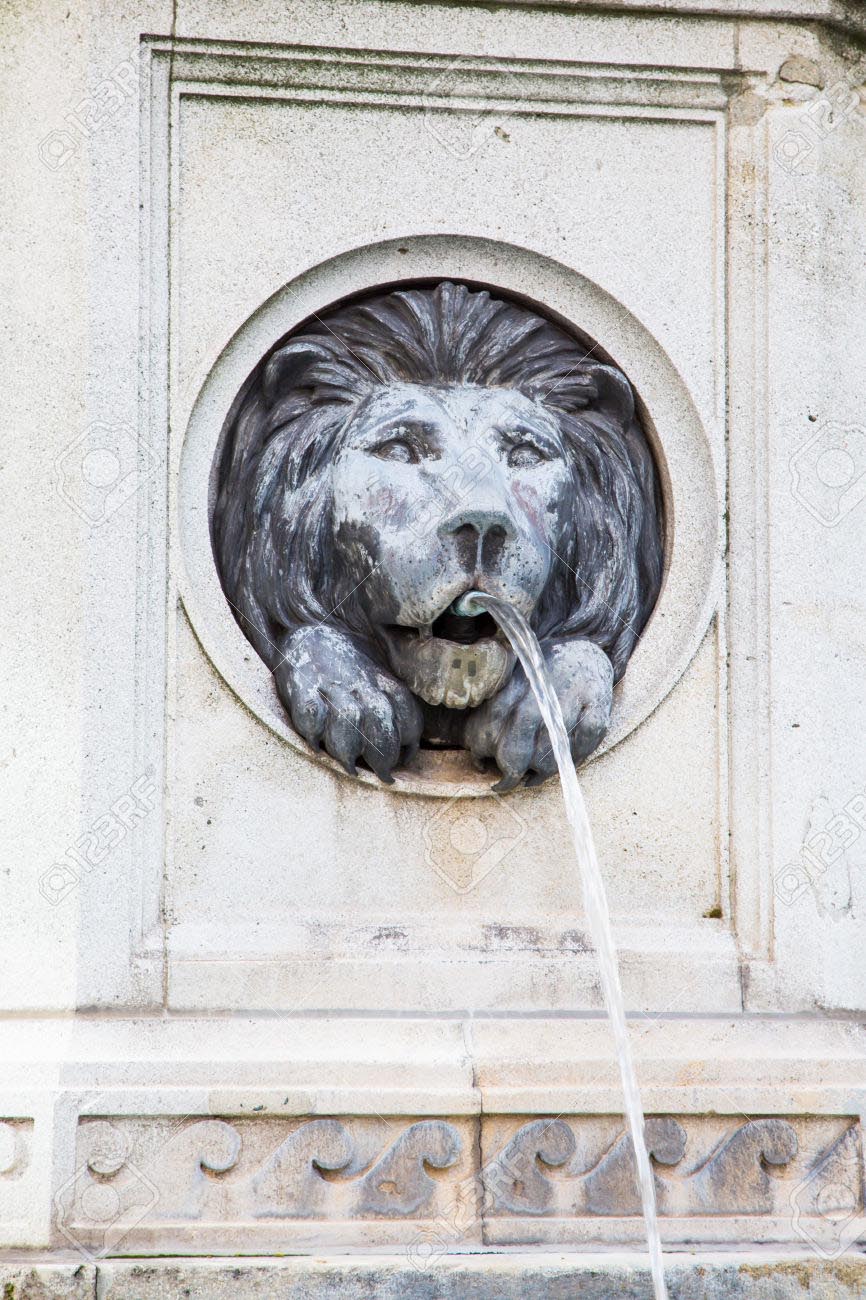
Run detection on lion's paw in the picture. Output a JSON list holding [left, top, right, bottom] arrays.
[[464, 638, 613, 791], [275, 627, 423, 783]]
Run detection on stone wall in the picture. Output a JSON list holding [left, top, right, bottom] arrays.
[[3, 0, 865, 1290]]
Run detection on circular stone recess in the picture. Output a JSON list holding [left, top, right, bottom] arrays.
[[178, 235, 721, 797]]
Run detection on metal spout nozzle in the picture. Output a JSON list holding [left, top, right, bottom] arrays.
[[450, 590, 487, 618]]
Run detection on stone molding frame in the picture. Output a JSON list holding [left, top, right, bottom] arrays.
[[439, 0, 866, 40], [178, 237, 721, 797], [116, 23, 807, 1013]]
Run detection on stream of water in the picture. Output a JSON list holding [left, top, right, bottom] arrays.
[[454, 590, 668, 1300]]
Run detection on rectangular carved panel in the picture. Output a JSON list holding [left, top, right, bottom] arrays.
[[481, 1114, 864, 1250], [61, 1116, 478, 1253], [57, 1115, 863, 1255]]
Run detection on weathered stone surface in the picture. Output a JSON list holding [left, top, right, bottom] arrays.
[[481, 1113, 861, 1240], [55, 1111, 862, 1252], [356, 1121, 462, 1216], [582, 1118, 687, 1216], [684, 1119, 799, 1216], [95, 1253, 866, 1299], [253, 1120, 354, 1218], [778, 55, 824, 86], [60, 1116, 476, 1252], [0, 1264, 94, 1299], [482, 1119, 576, 1214]]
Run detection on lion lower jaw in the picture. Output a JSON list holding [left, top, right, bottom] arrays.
[[383, 629, 516, 711]]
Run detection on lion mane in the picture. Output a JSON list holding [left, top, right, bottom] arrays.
[[213, 281, 663, 689]]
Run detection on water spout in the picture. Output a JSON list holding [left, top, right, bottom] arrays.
[[455, 590, 667, 1300]]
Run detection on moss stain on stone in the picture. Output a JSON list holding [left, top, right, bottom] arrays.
[[739, 1257, 866, 1291]]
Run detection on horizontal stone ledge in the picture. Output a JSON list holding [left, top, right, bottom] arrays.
[[444, 0, 866, 40], [1, 1017, 864, 1113], [6, 1252, 866, 1299]]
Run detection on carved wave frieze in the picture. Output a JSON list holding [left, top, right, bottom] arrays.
[[55, 1115, 863, 1250]]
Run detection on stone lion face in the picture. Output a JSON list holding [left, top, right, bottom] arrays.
[[330, 382, 572, 708], [213, 281, 663, 786]]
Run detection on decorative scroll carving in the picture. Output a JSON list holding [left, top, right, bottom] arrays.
[[80, 1118, 242, 1224], [789, 1123, 862, 1218], [252, 1120, 354, 1218], [67, 1121, 160, 1253], [357, 1121, 462, 1216], [484, 1116, 809, 1220], [681, 1119, 798, 1216], [157, 1121, 242, 1220], [482, 1119, 575, 1215], [64, 1114, 861, 1243], [582, 1117, 687, 1216], [83, 1120, 129, 1176]]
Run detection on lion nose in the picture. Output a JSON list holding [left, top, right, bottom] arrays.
[[438, 507, 516, 571]]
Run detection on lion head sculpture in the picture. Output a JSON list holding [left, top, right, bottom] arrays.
[[213, 282, 663, 790]]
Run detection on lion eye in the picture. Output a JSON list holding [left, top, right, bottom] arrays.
[[506, 443, 545, 469], [373, 438, 418, 464]]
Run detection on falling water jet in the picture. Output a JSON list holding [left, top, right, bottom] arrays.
[[453, 589, 668, 1300]]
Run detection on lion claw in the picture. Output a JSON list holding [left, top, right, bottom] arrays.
[[467, 638, 613, 790], [274, 626, 423, 783], [491, 773, 522, 794]]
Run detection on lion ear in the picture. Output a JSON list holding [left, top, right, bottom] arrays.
[[263, 340, 332, 403], [579, 362, 635, 427]]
